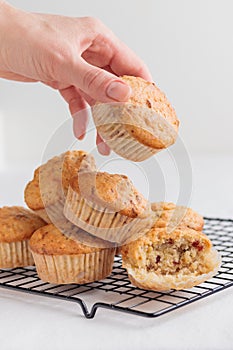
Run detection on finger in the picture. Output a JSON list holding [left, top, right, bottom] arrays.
[[82, 34, 152, 81], [73, 110, 89, 140], [102, 65, 115, 75], [96, 133, 111, 156], [43, 81, 68, 90], [59, 86, 89, 139], [109, 40, 152, 81], [0, 70, 37, 82], [68, 59, 131, 103], [78, 90, 96, 106]]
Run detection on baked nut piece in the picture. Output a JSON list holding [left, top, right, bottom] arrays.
[[151, 202, 204, 231], [29, 224, 116, 284], [92, 75, 179, 162], [0, 206, 46, 268], [63, 171, 153, 244], [121, 227, 220, 291], [24, 150, 95, 223]]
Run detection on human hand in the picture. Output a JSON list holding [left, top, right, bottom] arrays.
[[0, 2, 152, 154]]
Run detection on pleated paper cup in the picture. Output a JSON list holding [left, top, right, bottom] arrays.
[[33, 198, 65, 225], [33, 208, 52, 224], [92, 103, 177, 162], [94, 121, 157, 162], [63, 187, 153, 245], [31, 248, 116, 284], [0, 240, 34, 268]]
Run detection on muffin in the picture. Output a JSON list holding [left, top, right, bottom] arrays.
[[29, 224, 116, 284], [92, 75, 179, 162], [0, 206, 46, 268], [53, 218, 114, 249], [24, 150, 95, 223], [63, 170, 153, 244], [116, 202, 204, 256], [121, 226, 221, 291], [151, 202, 204, 231]]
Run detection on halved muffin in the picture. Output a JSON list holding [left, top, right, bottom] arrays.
[[121, 226, 220, 291], [29, 224, 115, 284], [24, 150, 95, 223], [0, 206, 46, 268], [92, 75, 179, 162], [151, 202, 204, 231], [116, 202, 204, 256], [63, 170, 153, 244]]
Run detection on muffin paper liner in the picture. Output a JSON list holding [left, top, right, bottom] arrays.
[[99, 123, 157, 162], [92, 103, 177, 162], [93, 108, 157, 162], [34, 199, 65, 224], [31, 248, 115, 284], [63, 187, 154, 245], [34, 208, 52, 224], [0, 240, 34, 268]]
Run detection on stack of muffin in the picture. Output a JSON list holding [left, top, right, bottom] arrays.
[[0, 76, 220, 291]]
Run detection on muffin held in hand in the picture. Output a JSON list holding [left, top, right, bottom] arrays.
[[29, 224, 116, 284], [0, 206, 46, 268], [151, 202, 204, 231], [24, 150, 95, 223], [63, 170, 153, 244], [121, 227, 220, 291], [92, 75, 179, 162]]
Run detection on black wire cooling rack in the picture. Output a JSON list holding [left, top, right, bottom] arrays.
[[0, 217, 233, 319]]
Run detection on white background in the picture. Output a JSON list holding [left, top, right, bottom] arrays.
[[0, 0, 233, 217], [1, 0, 233, 167], [0, 2, 233, 349], [0, 0, 233, 213]]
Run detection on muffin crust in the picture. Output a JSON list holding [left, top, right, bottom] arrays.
[[30, 224, 105, 255], [120, 75, 179, 148], [24, 150, 94, 211], [93, 75, 179, 150], [151, 202, 204, 231], [69, 171, 150, 218], [0, 206, 46, 243]]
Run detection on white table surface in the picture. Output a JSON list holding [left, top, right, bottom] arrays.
[[0, 154, 232, 350]]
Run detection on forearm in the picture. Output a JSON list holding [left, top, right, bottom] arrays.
[[0, 2, 35, 79], [0, 1, 13, 37], [0, 2, 19, 71], [0, 2, 19, 36], [0, 0, 7, 7]]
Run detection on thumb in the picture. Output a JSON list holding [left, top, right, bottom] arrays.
[[70, 59, 131, 103]]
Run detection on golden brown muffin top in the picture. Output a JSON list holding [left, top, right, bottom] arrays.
[[69, 171, 150, 218], [53, 219, 114, 249], [121, 226, 212, 268], [29, 224, 108, 255], [24, 150, 95, 211], [0, 206, 46, 243], [151, 202, 204, 231], [121, 75, 179, 148]]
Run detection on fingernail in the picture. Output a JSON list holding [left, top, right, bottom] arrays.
[[73, 117, 85, 139], [97, 141, 111, 156], [106, 81, 131, 102], [72, 111, 88, 140]]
